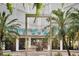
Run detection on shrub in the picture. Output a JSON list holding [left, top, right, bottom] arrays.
[[3, 53, 12, 56], [54, 52, 62, 56]]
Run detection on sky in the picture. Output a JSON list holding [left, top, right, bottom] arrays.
[[0, 3, 79, 29]]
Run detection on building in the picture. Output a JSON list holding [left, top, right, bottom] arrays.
[[1, 3, 79, 52]]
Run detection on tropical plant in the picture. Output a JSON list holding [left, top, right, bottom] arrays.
[[70, 8, 79, 49], [33, 3, 44, 15], [66, 21, 79, 50], [0, 12, 20, 55], [3, 53, 12, 56], [43, 7, 79, 56], [32, 3, 45, 22], [6, 3, 13, 14], [51, 7, 79, 56], [6, 3, 44, 15]]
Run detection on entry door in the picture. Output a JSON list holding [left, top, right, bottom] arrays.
[[19, 38, 25, 50]]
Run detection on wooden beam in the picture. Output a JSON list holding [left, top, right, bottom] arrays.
[[26, 14, 49, 18]]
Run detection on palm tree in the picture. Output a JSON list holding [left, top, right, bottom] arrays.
[[0, 12, 20, 55], [70, 8, 79, 50], [43, 17, 60, 56], [66, 21, 79, 50], [50, 7, 79, 56]]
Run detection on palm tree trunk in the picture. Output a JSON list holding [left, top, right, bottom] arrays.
[[0, 40, 2, 55], [69, 39, 71, 49], [48, 39, 52, 56], [25, 38, 28, 56], [78, 39, 79, 50], [48, 17, 52, 56], [63, 35, 71, 56], [0, 31, 3, 56]]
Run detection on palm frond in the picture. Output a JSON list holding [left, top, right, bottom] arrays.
[[65, 7, 73, 18], [7, 23, 21, 29], [0, 11, 21, 44], [5, 32, 17, 42], [3, 14, 11, 25], [6, 3, 13, 14], [33, 3, 44, 23], [7, 19, 18, 25], [2, 12, 6, 18], [23, 3, 26, 9], [42, 25, 50, 31], [8, 30, 20, 36]]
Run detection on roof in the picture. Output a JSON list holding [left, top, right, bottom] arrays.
[[19, 35, 47, 38]]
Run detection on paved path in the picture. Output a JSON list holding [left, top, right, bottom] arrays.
[[11, 51, 50, 56], [27, 51, 49, 56]]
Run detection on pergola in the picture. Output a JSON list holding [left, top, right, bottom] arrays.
[[15, 14, 63, 51], [15, 14, 49, 51]]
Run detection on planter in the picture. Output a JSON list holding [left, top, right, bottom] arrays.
[[36, 45, 43, 51]]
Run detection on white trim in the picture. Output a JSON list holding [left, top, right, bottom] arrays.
[[28, 37, 31, 48], [16, 38, 19, 51], [60, 40, 63, 50], [48, 44, 51, 50]]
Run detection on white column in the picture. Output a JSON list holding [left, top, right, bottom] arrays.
[[48, 44, 51, 50], [2, 38, 5, 50], [16, 38, 19, 51], [2, 42, 5, 50], [28, 37, 31, 48], [60, 40, 63, 50], [25, 38, 28, 50], [48, 39, 51, 50]]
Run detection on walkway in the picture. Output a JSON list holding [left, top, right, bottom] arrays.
[[6, 50, 79, 56]]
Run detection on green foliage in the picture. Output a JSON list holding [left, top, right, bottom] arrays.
[[3, 53, 12, 56], [44, 7, 76, 56], [0, 47, 2, 50], [66, 9, 79, 40], [6, 3, 13, 14], [43, 38, 48, 42], [0, 12, 20, 55], [44, 7, 74, 39], [6, 3, 44, 23], [54, 52, 62, 56], [0, 12, 20, 43], [33, 3, 44, 23], [34, 3, 44, 15]]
